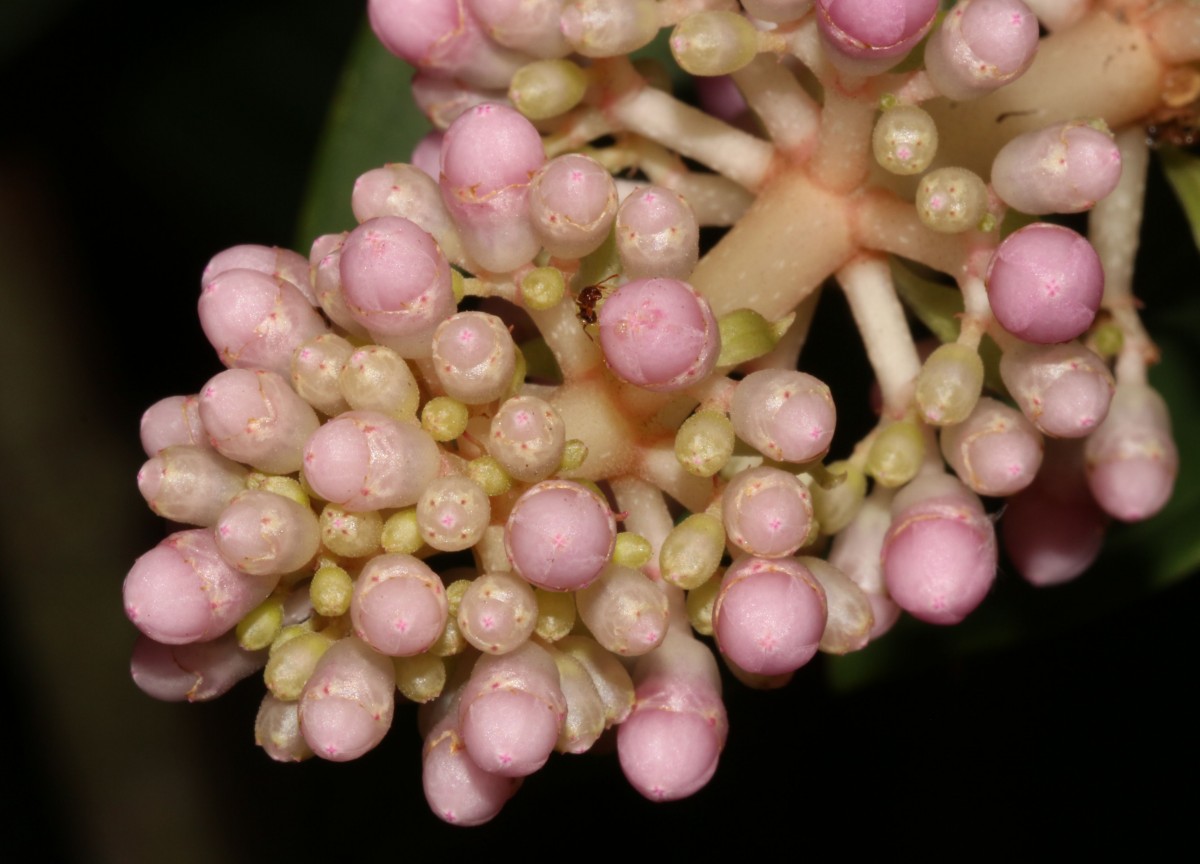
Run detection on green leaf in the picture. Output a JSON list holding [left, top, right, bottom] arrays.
[[296, 21, 430, 245], [1159, 144, 1200, 253], [889, 258, 962, 343]]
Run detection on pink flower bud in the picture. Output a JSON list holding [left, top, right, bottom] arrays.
[[466, 0, 569, 58], [423, 710, 520, 825], [815, 0, 939, 73], [939, 396, 1044, 496], [730, 369, 837, 463], [299, 637, 395, 762], [617, 629, 727, 801], [882, 473, 997, 625], [202, 244, 316, 305], [924, 0, 1039, 100], [310, 232, 368, 339], [529, 154, 618, 260], [302, 410, 439, 511], [368, 0, 527, 89], [198, 368, 320, 475], [352, 554, 449, 656], [440, 103, 545, 273], [137, 445, 248, 527], [131, 631, 265, 702], [597, 277, 720, 392], [198, 268, 327, 378], [139, 395, 210, 456], [458, 641, 566, 776], [999, 341, 1115, 438], [985, 223, 1104, 344], [339, 216, 456, 355], [432, 311, 517, 405], [721, 466, 815, 558], [991, 121, 1122, 215], [457, 570, 538, 654], [712, 555, 828, 675], [505, 480, 616, 591], [1085, 382, 1178, 522], [215, 489, 321, 577], [1003, 440, 1108, 586], [615, 186, 700, 280], [576, 564, 669, 656], [124, 529, 278, 645]]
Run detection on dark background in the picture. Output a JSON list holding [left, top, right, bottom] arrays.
[[3, 2, 1196, 860]]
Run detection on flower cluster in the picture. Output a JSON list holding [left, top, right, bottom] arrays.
[[124, 0, 1194, 825]]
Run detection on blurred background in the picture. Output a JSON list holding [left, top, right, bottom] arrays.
[[3, 2, 1197, 859]]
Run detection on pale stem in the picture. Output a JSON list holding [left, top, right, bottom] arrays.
[[781, 14, 835, 85], [624, 137, 754, 225], [837, 254, 921, 416], [609, 476, 675, 580], [852, 188, 970, 278], [690, 168, 854, 318], [605, 60, 776, 191], [526, 299, 602, 381], [543, 106, 617, 158], [685, 373, 737, 413], [1091, 124, 1153, 385], [808, 88, 876, 193], [957, 274, 992, 351], [635, 440, 716, 513], [730, 53, 821, 160]]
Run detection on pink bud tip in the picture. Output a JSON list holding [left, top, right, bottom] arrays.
[[882, 474, 997, 625], [504, 480, 616, 591], [712, 556, 828, 675], [986, 223, 1104, 344], [598, 277, 720, 392]]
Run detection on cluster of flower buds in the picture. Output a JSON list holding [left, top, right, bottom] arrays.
[[125, 0, 1194, 825]]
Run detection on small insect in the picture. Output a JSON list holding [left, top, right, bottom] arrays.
[[575, 274, 619, 326]]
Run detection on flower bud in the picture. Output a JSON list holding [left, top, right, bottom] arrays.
[[505, 480, 616, 591], [432, 311, 517, 405], [299, 637, 395, 761], [731, 369, 836, 463], [615, 186, 700, 280], [722, 466, 814, 558], [986, 223, 1104, 345], [352, 554, 449, 657], [598, 277, 720, 392]]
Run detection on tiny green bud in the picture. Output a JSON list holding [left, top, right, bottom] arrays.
[[393, 653, 446, 703], [534, 588, 577, 642], [421, 395, 469, 442], [559, 438, 588, 473], [916, 167, 989, 233], [686, 571, 722, 636], [915, 342, 985, 426], [660, 513, 726, 589], [320, 504, 383, 558], [451, 270, 465, 304], [1091, 322, 1123, 359], [670, 11, 758, 77], [245, 473, 310, 508], [613, 532, 652, 569], [468, 456, 513, 496], [810, 460, 867, 535], [429, 579, 471, 657], [866, 420, 926, 487], [237, 596, 284, 652], [264, 631, 333, 700], [380, 508, 423, 555], [521, 266, 567, 310], [310, 565, 353, 617], [509, 59, 588, 120], [675, 410, 735, 477]]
